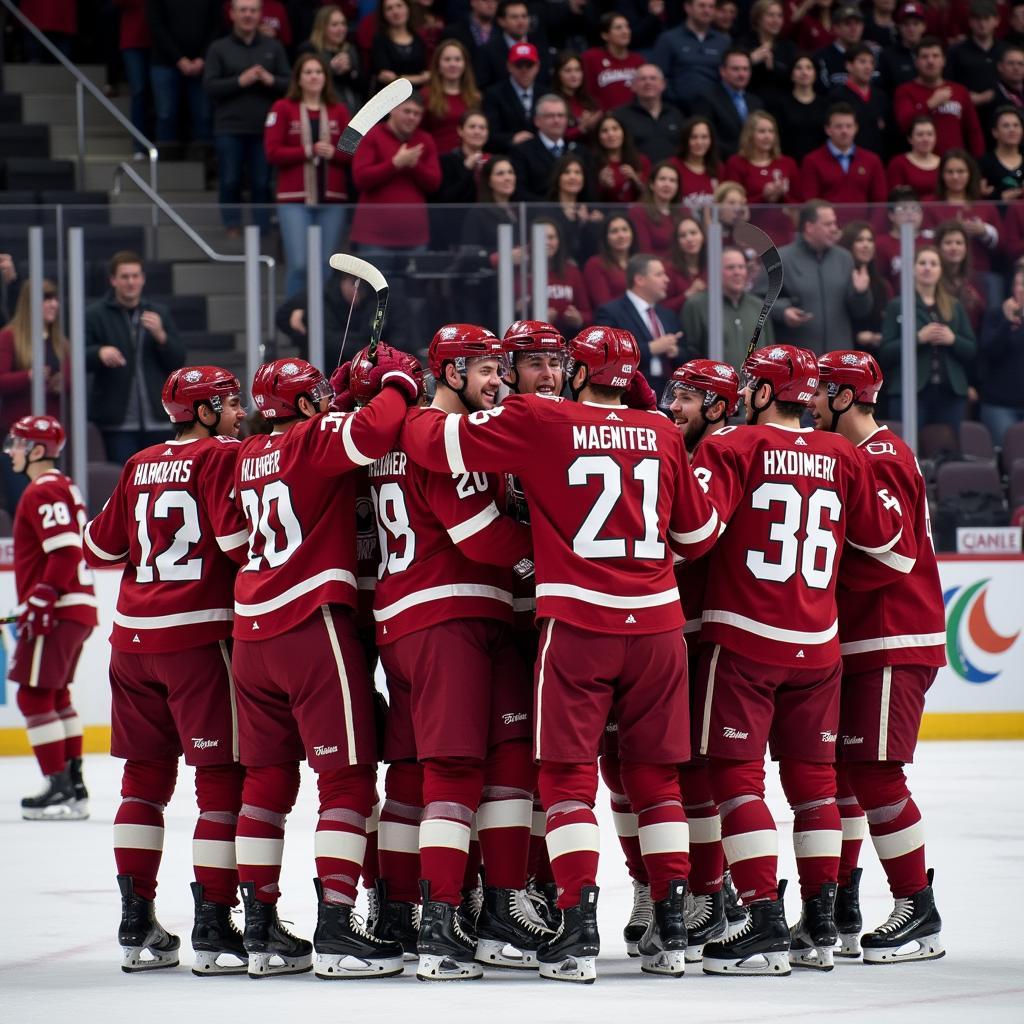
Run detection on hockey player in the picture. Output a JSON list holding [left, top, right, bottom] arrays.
[[689, 344, 913, 976], [6, 415, 96, 822], [402, 325, 721, 982], [812, 350, 945, 965], [83, 367, 249, 975], [230, 352, 417, 980]]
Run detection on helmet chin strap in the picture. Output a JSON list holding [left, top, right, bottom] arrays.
[[568, 362, 588, 401], [747, 380, 773, 425], [18, 445, 51, 476], [826, 386, 854, 432]]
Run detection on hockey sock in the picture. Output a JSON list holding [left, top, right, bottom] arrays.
[[114, 759, 178, 901], [193, 763, 245, 907], [621, 760, 690, 901], [600, 752, 647, 884], [779, 759, 842, 900], [478, 739, 535, 890], [711, 758, 778, 903], [835, 763, 866, 886], [848, 761, 928, 898], [463, 825, 481, 895], [16, 687, 64, 776], [54, 688, 83, 762], [679, 761, 723, 896], [528, 796, 555, 883], [420, 757, 483, 906], [363, 792, 380, 890], [538, 761, 600, 910], [315, 765, 375, 906], [235, 762, 301, 904], [378, 761, 423, 903]]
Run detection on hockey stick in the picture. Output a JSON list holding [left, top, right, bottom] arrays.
[[336, 78, 414, 155], [329, 253, 389, 362], [734, 220, 784, 361]]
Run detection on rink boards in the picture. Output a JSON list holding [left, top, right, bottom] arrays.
[[0, 554, 1022, 753]]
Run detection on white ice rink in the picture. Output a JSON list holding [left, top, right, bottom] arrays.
[[2, 742, 1022, 1024]]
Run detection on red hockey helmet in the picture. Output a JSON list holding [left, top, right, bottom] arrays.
[[502, 319, 566, 356], [428, 324, 508, 383], [741, 344, 819, 406], [817, 350, 884, 405], [250, 358, 333, 419], [4, 414, 66, 458], [566, 326, 640, 392], [162, 365, 241, 423], [662, 359, 740, 416], [349, 343, 426, 405]]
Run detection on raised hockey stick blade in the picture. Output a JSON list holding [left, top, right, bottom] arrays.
[[329, 253, 390, 360], [734, 220, 784, 361], [337, 78, 414, 155]]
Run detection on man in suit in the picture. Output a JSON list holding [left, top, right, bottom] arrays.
[[509, 93, 582, 199], [441, 0, 501, 87], [475, 0, 548, 91], [595, 254, 686, 395], [483, 41, 541, 153], [691, 48, 764, 159]]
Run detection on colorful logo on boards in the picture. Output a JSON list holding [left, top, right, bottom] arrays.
[[943, 579, 1020, 684]]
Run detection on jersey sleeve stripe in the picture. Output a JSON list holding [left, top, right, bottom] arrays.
[[83, 523, 128, 562], [839, 631, 946, 656], [535, 582, 680, 610], [859, 545, 916, 574], [41, 532, 83, 553], [234, 568, 357, 617], [56, 593, 99, 609], [847, 526, 902, 556], [447, 502, 500, 544], [342, 413, 375, 467], [215, 528, 249, 552], [373, 582, 513, 621], [669, 508, 719, 546], [444, 413, 467, 474], [702, 608, 838, 645], [114, 608, 233, 629]]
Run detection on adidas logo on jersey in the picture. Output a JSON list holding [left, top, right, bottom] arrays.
[[625, 614, 636, 624], [606, 411, 622, 421], [162, 448, 173, 456], [794, 436, 807, 446], [132, 634, 141, 644], [251, 621, 260, 631], [796, 649, 805, 658]]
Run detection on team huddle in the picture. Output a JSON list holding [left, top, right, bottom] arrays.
[[6, 319, 946, 983]]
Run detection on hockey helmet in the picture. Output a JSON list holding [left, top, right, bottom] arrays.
[[250, 358, 333, 419], [566, 326, 640, 393], [741, 344, 819, 406], [4, 414, 66, 458], [817, 350, 884, 405], [162, 365, 241, 424], [428, 324, 508, 385], [662, 359, 740, 417]]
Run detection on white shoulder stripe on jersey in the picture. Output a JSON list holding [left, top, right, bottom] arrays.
[[56, 593, 99, 609], [342, 413, 374, 467], [216, 528, 249, 552], [235, 567, 357, 617], [447, 502, 500, 545], [41, 532, 83, 553], [444, 413, 466, 474], [83, 522, 127, 562], [848, 526, 902, 556], [669, 507, 719, 546], [535, 582, 680, 609], [839, 632, 946, 656], [861, 545, 916, 574], [702, 608, 838, 645], [113, 608, 233, 629], [373, 582, 513, 621]]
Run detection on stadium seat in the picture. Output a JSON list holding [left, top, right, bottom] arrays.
[[39, 191, 111, 226], [959, 420, 995, 462], [1010, 460, 1024, 512], [0, 124, 50, 159], [86, 423, 107, 463], [0, 93, 23, 123], [935, 461, 1003, 504], [2, 157, 75, 192], [0, 191, 42, 226], [918, 423, 959, 461], [86, 463, 123, 518], [1000, 422, 1024, 476]]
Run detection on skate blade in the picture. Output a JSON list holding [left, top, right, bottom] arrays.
[[835, 933, 862, 958], [22, 804, 89, 821], [863, 933, 945, 965], [685, 942, 707, 964], [703, 950, 791, 976], [415, 953, 483, 981], [191, 949, 248, 976], [314, 953, 404, 979], [640, 949, 686, 976], [475, 938, 539, 969], [121, 945, 180, 973], [247, 951, 313, 978], [625, 941, 640, 958], [539, 955, 597, 983], [789, 944, 835, 971]]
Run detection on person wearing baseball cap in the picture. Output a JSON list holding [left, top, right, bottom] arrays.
[[947, 0, 1007, 110], [475, 0, 549, 91], [815, 4, 869, 91], [482, 35, 542, 151], [880, 3, 929, 93]]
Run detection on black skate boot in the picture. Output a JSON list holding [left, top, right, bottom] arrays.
[[537, 885, 600, 984], [312, 879, 404, 979], [789, 882, 838, 971], [638, 879, 687, 976], [722, 870, 749, 937], [416, 880, 483, 981], [117, 874, 180, 973], [702, 879, 791, 977], [21, 769, 84, 821], [239, 881, 313, 978], [623, 878, 653, 957], [68, 758, 90, 818], [835, 868, 863, 958], [190, 882, 246, 976], [861, 868, 944, 965], [684, 888, 727, 963], [526, 877, 559, 931], [474, 885, 554, 969], [372, 879, 420, 960]]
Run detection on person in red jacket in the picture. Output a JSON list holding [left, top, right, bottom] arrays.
[[115, 0, 152, 156], [886, 115, 941, 198], [581, 12, 646, 112], [893, 37, 985, 157], [583, 214, 636, 310], [20, 0, 76, 60], [534, 219, 592, 336]]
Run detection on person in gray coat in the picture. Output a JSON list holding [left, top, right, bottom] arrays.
[[770, 200, 874, 353]]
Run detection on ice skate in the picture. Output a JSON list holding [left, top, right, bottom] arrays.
[[117, 874, 180, 973], [835, 868, 863, 958], [861, 869, 944, 965], [722, 869, 749, 937], [416, 880, 483, 981], [364, 884, 379, 933], [239, 881, 312, 978], [702, 879, 791, 977], [537, 886, 600, 984], [190, 882, 246, 976], [474, 885, 554, 969], [312, 879, 404, 979], [623, 878, 653, 957], [372, 879, 420, 960], [638, 879, 687, 977], [684, 889, 727, 962], [68, 758, 90, 818], [789, 882, 838, 971], [526, 877, 559, 930], [21, 769, 85, 821]]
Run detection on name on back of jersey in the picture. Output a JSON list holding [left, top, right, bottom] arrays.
[[239, 449, 281, 481], [572, 424, 659, 452], [134, 459, 194, 485], [762, 449, 836, 482], [368, 451, 407, 478]]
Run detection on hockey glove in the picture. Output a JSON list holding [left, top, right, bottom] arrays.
[[329, 362, 355, 412], [624, 370, 658, 412], [354, 343, 422, 406], [18, 583, 58, 642]]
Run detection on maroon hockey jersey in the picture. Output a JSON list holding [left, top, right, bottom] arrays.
[[84, 436, 245, 652]]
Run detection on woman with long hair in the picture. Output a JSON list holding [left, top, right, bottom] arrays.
[[979, 106, 1024, 203], [533, 218, 591, 335], [768, 53, 827, 163], [551, 51, 602, 143], [583, 214, 636, 309], [714, 180, 751, 249], [671, 117, 720, 215], [934, 220, 986, 336], [628, 161, 681, 259], [422, 39, 480, 153], [0, 279, 68, 509], [592, 114, 650, 204], [545, 153, 603, 263], [839, 220, 891, 349], [299, 5, 362, 110], [928, 148, 1002, 275], [787, 0, 836, 51], [664, 215, 708, 314], [436, 109, 490, 203], [370, 0, 429, 92], [264, 54, 352, 297], [886, 116, 940, 199], [742, 0, 798, 101], [879, 245, 977, 431]]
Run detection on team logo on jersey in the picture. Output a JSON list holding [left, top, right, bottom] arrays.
[[943, 579, 1020, 683]]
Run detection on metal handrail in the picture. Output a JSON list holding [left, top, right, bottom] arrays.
[[0, 0, 158, 202], [113, 161, 276, 343]]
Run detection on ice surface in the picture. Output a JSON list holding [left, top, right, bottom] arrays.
[[2, 742, 1022, 1024]]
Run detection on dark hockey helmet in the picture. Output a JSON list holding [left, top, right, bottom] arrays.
[[162, 365, 241, 424], [566, 326, 640, 393], [818, 350, 884, 405], [349, 343, 426, 405], [662, 359, 741, 416], [3, 414, 66, 458], [250, 358, 333, 420], [741, 344, 819, 406], [428, 324, 508, 385]]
